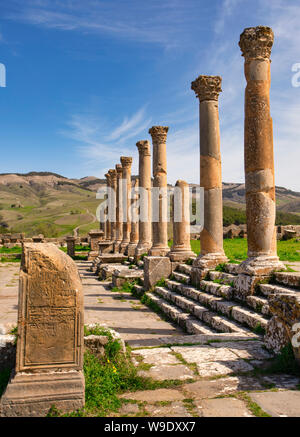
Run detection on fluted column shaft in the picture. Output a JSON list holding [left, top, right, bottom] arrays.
[[191, 75, 227, 269], [149, 126, 170, 257], [127, 178, 139, 256]]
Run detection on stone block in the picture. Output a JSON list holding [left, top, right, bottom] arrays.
[[0, 243, 85, 417], [143, 256, 171, 291]]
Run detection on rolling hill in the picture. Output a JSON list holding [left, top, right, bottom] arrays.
[[0, 172, 299, 237]]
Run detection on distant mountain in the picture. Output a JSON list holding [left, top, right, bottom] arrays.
[[0, 172, 299, 237]]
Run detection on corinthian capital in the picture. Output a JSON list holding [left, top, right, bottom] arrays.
[[115, 163, 122, 174], [239, 26, 274, 60], [148, 126, 169, 143], [120, 156, 132, 168], [108, 169, 117, 182], [191, 75, 222, 101], [104, 173, 110, 184], [136, 140, 151, 156]]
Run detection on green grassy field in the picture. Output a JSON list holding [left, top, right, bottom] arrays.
[[188, 238, 300, 263]]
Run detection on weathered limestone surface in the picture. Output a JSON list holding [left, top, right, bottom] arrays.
[[238, 26, 284, 276], [169, 180, 194, 262], [191, 75, 228, 282], [135, 140, 152, 260], [144, 256, 171, 291], [114, 163, 123, 253], [66, 236, 76, 257], [88, 230, 104, 261], [120, 157, 132, 254], [127, 178, 139, 257], [265, 292, 300, 361], [149, 126, 170, 257], [108, 168, 117, 244], [0, 243, 84, 417], [104, 172, 111, 242]]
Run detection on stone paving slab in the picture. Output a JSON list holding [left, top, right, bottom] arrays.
[[131, 347, 181, 365], [196, 398, 253, 417], [249, 391, 300, 417], [120, 388, 185, 402], [146, 402, 192, 417], [0, 263, 19, 330], [138, 364, 195, 381]]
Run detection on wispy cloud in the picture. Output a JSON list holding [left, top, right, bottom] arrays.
[[4, 0, 205, 49], [60, 106, 151, 176]]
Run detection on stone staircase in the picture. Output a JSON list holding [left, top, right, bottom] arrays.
[[144, 263, 300, 338]]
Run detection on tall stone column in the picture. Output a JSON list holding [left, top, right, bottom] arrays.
[[238, 26, 284, 275], [104, 173, 111, 241], [135, 140, 152, 259], [108, 168, 117, 244], [168, 180, 194, 262], [149, 126, 170, 256], [114, 163, 123, 253], [119, 156, 132, 254], [127, 178, 139, 257], [191, 75, 228, 277]]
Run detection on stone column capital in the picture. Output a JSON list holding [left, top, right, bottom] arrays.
[[148, 126, 169, 143], [104, 173, 110, 182], [120, 156, 132, 168], [115, 163, 123, 174], [239, 26, 274, 60], [108, 169, 117, 182], [136, 140, 151, 155], [191, 75, 222, 101]]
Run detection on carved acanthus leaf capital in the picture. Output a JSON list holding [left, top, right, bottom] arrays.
[[120, 156, 133, 168], [104, 173, 110, 184], [136, 140, 151, 156], [148, 126, 169, 143], [239, 26, 273, 60], [108, 169, 117, 182], [191, 75, 222, 101], [115, 163, 123, 174]]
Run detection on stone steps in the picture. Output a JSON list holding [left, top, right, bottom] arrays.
[[146, 293, 216, 335], [208, 271, 236, 285], [274, 272, 300, 289], [176, 264, 192, 275], [154, 284, 256, 335], [172, 271, 190, 284], [168, 279, 268, 331], [258, 282, 299, 297]]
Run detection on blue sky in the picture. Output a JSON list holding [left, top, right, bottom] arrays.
[[0, 0, 300, 190]]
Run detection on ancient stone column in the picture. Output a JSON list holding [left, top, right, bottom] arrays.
[[238, 26, 284, 275], [127, 178, 139, 257], [191, 75, 228, 276], [114, 163, 123, 253], [66, 236, 76, 257], [0, 243, 85, 416], [149, 126, 170, 256], [104, 172, 111, 241], [168, 180, 194, 262], [135, 140, 152, 259], [108, 168, 117, 244], [119, 156, 132, 254]]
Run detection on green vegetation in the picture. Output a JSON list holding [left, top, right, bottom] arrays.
[[0, 246, 22, 254], [262, 343, 300, 376], [189, 238, 300, 263]]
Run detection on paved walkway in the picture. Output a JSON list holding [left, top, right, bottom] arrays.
[[1, 260, 300, 417]]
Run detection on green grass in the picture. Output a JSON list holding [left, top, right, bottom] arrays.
[[0, 256, 20, 263], [188, 238, 300, 263], [0, 246, 22, 254]]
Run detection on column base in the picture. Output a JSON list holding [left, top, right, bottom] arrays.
[[0, 370, 85, 417], [149, 246, 170, 257], [119, 241, 130, 255], [193, 252, 229, 270], [238, 255, 285, 276], [168, 249, 195, 262], [127, 243, 138, 257], [113, 241, 122, 253], [134, 244, 151, 262]]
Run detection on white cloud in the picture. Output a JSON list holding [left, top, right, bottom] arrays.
[[60, 106, 151, 177]]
